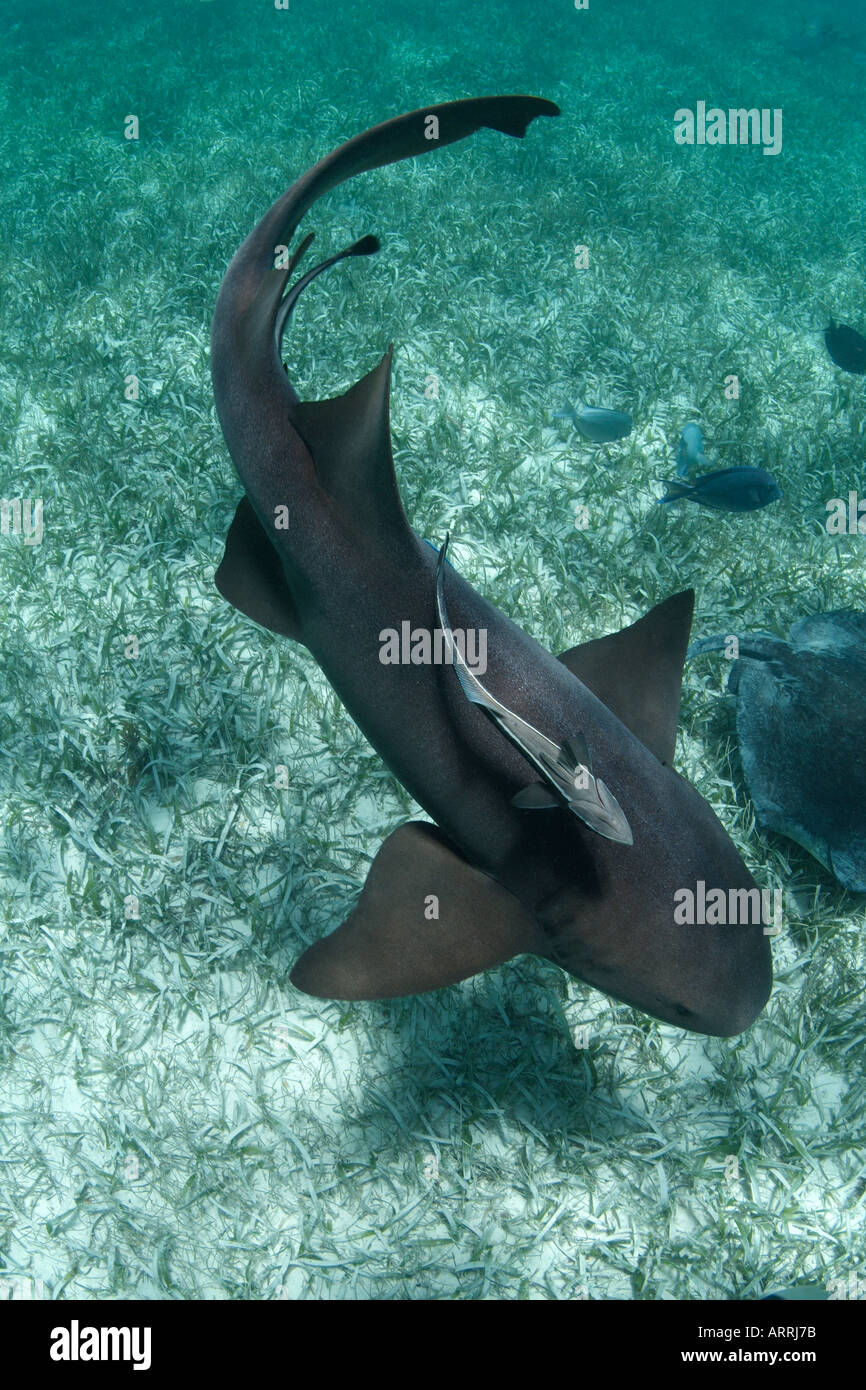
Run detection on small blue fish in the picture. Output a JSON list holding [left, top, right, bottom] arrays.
[[788, 17, 835, 55], [825, 318, 866, 375], [659, 466, 782, 513], [553, 402, 633, 443], [676, 422, 711, 478]]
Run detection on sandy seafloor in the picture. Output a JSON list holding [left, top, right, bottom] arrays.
[[0, 0, 864, 1300]]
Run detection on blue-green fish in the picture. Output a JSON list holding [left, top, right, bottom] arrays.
[[825, 318, 866, 374], [659, 466, 781, 513], [676, 422, 711, 478], [553, 403, 633, 443]]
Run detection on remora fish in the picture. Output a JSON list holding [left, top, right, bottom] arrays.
[[434, 534, 632, 844], [659, 466, 782, 512], [553, 403, 633, 442], [211, 95, 771, 1035]]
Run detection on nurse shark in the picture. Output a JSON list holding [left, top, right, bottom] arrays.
[[210, 95, 771, 1036]]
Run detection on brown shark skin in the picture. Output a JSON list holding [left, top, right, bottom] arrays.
[[211, 97, 772, 1037]]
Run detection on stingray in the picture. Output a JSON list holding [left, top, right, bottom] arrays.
[[209, 95, 771, 1035], [690, 613, 866, 891]]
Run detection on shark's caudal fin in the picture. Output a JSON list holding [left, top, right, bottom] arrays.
[[290, 822, 546, 1000], [213, 98, 559, 632], [212, 95, 560, 393], [558, 591, 695, 767]]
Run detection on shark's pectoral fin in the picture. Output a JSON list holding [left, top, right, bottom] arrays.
[[558, 590, 695, 767], [215, 496, 304, 640], [290, 821, 546, 1000]]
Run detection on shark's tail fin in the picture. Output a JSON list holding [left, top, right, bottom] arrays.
[[212, 96, 559, 396], [239, 95, 559, 284]]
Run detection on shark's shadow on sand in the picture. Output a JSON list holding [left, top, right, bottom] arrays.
[[209, 95, 771, 1037]]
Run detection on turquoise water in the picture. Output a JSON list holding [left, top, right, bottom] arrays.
[[0, 0, 864, 1300]]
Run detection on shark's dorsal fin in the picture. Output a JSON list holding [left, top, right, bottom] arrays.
[[558, 591, 695, 767], [215, 496, 304, 641], [291, 347, 408, 542]]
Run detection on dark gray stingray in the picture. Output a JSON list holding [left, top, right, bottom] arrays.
[[210, 95, 771, 1036], [690, 613, 866, 891]]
